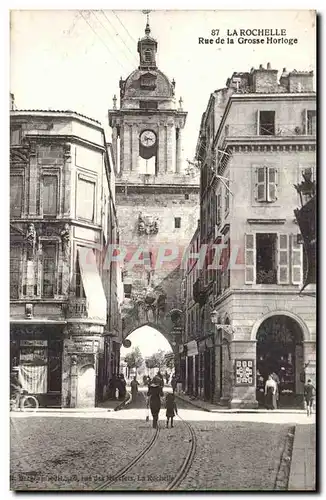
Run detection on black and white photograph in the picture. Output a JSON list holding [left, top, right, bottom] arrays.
[[9, 7, 316, 492]]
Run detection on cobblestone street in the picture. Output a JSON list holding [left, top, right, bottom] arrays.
[[10, 391, 315, 492]]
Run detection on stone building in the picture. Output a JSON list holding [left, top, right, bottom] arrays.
[[183, 64, 316, 408], [10, 106, 123, 408], [108, 19, 199, 357]]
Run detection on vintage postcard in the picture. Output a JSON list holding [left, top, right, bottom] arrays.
[[9, 9, 316, 492]]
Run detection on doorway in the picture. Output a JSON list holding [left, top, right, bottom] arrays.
[[256, 315, 304, 408]]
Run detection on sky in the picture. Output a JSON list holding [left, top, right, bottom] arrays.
[[10, 9, 316, 162], [120, 325, 172, 360]]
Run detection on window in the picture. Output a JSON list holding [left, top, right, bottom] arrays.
[[124, 284, 132, 299], [42, 243, 57, 297], [259, 111, 275, 135], [139, 101, 158, 110], [144, 49, 152, 63], [10, 175, 23, 217], [224, 181, 230, 215], [42, 175, 58, 216], [256, 234, 277, 284], [255, 167, 278, 203], [75, 253, 85, 298], [175, 217, 181, 229], [245, 233, 303, 285], [185, 193, 189, 200], [77, 177, 95, 222], [307, 110, 316, 135], [10, 245, 21, 298], [11, 127, 21, 145]]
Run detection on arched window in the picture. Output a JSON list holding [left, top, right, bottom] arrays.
[[144, 49, 152, 63]]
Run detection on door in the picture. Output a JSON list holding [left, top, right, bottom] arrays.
[[77, 364, 96, 408]]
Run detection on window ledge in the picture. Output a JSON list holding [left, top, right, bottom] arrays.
[[247, 218, 286, 225]]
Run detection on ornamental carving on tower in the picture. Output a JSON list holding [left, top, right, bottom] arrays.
[[137, 212, 159, 235], [25, 223, 37, 260]]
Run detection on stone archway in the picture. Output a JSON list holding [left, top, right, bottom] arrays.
[[255, 314, 305, 408]]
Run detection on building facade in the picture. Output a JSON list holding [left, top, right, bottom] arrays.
[[183, 64, 316, 408], [108, 20, 200, 356], [10, 106, 122, 408]]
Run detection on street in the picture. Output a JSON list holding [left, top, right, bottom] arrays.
[[10, 386, 315, 491]]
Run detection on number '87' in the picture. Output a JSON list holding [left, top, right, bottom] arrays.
[[211, 30, 220, 36]]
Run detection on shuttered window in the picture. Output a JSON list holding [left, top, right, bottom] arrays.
[[10, 175, 23, 217], [42, 243, 57, 297], [245, 234, 256, 284], [291, 234, 303, 285], [277, 234, 289, 284], [43, 175, 58, 216], [255, 167, 278, 203]]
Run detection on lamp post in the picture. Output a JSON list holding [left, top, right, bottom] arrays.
[[294, 168, 316, 291]]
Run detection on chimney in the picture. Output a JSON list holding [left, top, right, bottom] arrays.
[[251, 64, 278, 93], [288, 70, 314, 93]]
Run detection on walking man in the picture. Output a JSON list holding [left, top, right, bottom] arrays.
[[304, 379, 315, 416]]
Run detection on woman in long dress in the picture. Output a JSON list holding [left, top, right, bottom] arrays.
[[265, 375, 277, 410], [147, 376, 164, 428]]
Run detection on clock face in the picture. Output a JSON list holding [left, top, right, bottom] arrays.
[[140, 130, 156, 148]]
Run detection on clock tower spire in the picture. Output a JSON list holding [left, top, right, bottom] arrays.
[[138, 10, 157, 70]]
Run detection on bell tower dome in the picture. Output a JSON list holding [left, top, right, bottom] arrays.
[[137, 18, 158, 70]]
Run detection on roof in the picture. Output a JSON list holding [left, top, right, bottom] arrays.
[[11, 109, 102, 125]]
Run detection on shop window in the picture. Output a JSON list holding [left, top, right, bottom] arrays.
[[42, 175, 58, 216], [255, 167, 278, 203], [10, 245, 21, 299], [42, 243, 57, 297], [258, 111, 275, 135], [19, 340, 48, 394], [10, 175, 23, 217], [77, 176, 95, 222]]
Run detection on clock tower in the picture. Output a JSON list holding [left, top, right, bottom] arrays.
[[108, 15, 199, 349]]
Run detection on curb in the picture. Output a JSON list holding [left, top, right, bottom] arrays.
[[175, 395, 306, 414]]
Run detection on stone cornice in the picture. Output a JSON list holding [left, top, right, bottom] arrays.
[[224, 142, 316, 153]]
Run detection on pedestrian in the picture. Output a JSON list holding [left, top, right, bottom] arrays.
[[130, 376, 139, 402], [271, 371, 280, 408], [265, 375, 277, 410], [147, 375, 164, 429], [165, 392, 178, 428], [164, 371, 170, 385], [118, 374, 127, 400], [171, 374, 177, 393], [304, 379, 315, 416], [156, 371, 164, 388]]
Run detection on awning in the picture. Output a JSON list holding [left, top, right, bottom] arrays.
[[77, 247, 107, 324], [187, 340, 198, 357]]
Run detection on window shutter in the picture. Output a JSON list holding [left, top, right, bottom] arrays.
[[278, 234, 289, 284], [291, 234, 303, 285], [267, 168, 278, 202], [256, 167, 266, 202], [302, 109, 307, 135], [256, 110, 260, 135], [245, 234, 256, 284]]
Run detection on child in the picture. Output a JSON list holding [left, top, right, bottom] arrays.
[[165, 392, 178, 428], [304, 379, 316, 416]]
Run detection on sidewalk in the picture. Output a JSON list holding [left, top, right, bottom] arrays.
[[288, 424, 316, 491], [175, 393, 306, 413]]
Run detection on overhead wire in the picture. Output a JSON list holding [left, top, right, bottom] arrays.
[[112, 10, 138, 45], [100, 10, 138, 66], [91, 10, 136, 69], [79, 10, 127, 73]]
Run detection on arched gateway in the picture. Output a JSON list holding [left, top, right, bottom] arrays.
[[255, 314, 306, 408]]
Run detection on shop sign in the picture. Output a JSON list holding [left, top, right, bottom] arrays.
[[235, 359, 255, 386], [206, 337, 214, 349], [66, 338, 98, 354], [20, 340, 48, 347], [198, 340, 206, 353], [178, 344, 185, 354]]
